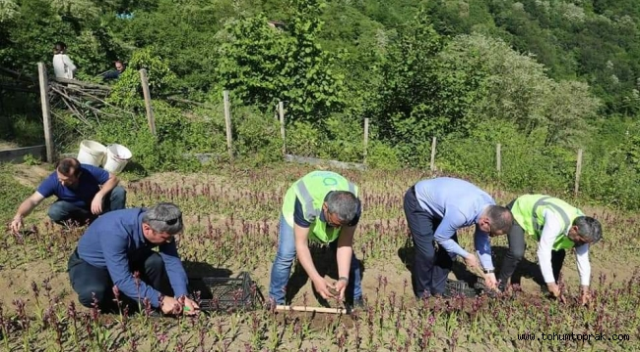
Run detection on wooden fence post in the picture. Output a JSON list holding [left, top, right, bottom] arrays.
[[223, 90, 234, 160], [496, 143, 501, 175], [37, 62, 54, 163], [139, 69, 156, 135], [363, 118, 369, 164], [574, 148, 583, 198], [430, 137, 437, 171], [278, 101, 285, 156]]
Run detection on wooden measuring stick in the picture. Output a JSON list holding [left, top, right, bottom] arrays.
[[275, 305, 348, 314]]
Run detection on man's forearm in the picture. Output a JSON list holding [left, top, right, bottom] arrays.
[[98, 178, 119, 196], [296, 244, 322, 282], [437, 238, 470, 258], [15, 199, 38, 218], [336, 246, 353, 279]]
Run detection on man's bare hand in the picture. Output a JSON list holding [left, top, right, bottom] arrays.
[[161, 296, 181, 315], [580, 290, 591, 306], [91, 194, 104, 215], [483, 272, 498, 290], [547, 283, 566, 303], [313, 278, 335, 300], [10, 216, 23, 234], [464, 254, 479, 269], [334, 279, 348, 301], [183, 297, 200, 315]]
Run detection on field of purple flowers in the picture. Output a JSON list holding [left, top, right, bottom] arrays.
[[0, 163, 638, 351]]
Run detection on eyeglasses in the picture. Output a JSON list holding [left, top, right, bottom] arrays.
[[148, 215, 182, 226]]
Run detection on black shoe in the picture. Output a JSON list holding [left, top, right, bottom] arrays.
[[345, 297, 366, 313]]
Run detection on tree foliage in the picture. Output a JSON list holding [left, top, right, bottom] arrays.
[[2, 0, 640, 209], [217, 0, 345, 123]]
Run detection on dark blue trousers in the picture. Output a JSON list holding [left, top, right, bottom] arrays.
[[48, 186, 127, 225], [403, 185, 458, 298], [68, 249, 173, 313]]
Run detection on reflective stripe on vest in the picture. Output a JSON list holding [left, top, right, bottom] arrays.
[[296, 179, 357, 221], [531, 196, 571, 237]]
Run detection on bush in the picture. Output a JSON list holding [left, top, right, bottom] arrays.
[[285, 120, 320, 157], [233, 105, 283, 166], [317, 114, 364, 163], [365, 140, 401, 170]]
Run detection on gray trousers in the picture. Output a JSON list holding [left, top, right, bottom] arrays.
[[498, 199, 566, 291]]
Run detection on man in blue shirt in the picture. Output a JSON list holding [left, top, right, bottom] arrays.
[[10, 157, 126, 232], [403, 177, 513, 299], [67, 202, 199, 315]]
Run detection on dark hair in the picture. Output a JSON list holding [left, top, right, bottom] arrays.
[[325, 191, 359, 224], [573, 216, 602, 244], [56, 157, 81, 177], [54, 42, 67, 54], [486, 205, 513, 234]]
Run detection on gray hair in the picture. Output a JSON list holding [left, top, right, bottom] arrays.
[[574, 216, 602, 244], [486, 205, 513, 234], [325, 191, 359, 224], [142, 202, 184, 235]]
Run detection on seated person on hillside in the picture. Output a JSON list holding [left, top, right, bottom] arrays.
[[102, 60, 126, 81], [67, 202, 199, 315], [10, 157, 127, 232]]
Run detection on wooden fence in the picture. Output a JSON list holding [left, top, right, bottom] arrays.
[[31, 62, 587, 197]]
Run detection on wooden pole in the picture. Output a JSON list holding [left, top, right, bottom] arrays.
[[139, 69, 156, 135], [430, 137, 437, 171], [275, 305, 348, 314], [363, 118, 369, 164], [278, 101, 285, 156], [496, 143, 501, 174], [37, 62, 54, 163], [574, 148, 583, 198], [223, 90, 234, 160]]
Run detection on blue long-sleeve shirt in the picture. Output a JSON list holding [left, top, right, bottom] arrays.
[[414, 177, 496, 270], [76, 208, 189, 307]]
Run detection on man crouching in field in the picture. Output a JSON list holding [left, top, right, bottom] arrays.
[[67, 202, 199, 315], [11, 157, 126, 232], [497, 194, 603, 305]]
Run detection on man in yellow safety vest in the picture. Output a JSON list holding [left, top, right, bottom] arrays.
[[268, 170, 363, 308], [497, 194, 603, 304]]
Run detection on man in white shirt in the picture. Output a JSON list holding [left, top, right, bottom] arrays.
[[52, 42, 76, 79], [496, 194, 602, 304]]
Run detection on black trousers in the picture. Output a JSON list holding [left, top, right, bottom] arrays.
[[498, 199, 566, 291], [67, 248, 175, 313], [403, 185, 458, 298]]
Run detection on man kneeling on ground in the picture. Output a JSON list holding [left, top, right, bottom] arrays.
[[11, 157, 126, 232], [67, 202, 199, 315]]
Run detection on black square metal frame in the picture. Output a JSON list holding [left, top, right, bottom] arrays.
[[187, 271, 265, 312]]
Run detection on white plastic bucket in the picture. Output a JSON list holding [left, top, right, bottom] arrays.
[[77, 140, 107, 167], [103, 144, 132, 174]]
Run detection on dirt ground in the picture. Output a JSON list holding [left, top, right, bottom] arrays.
[[0, 165, 631, 315], [1, 166, 638, 351]]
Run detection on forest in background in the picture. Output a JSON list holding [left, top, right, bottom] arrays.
[[1, 0, 640, 209]]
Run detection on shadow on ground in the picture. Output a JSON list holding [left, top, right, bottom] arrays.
[[491, 246, 546, 290], [283, 244, 366, 307], [397, 240, 547, 294], [184, 261, 234, 300]]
